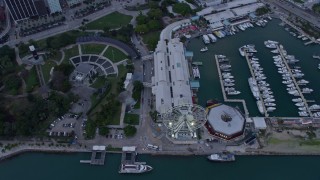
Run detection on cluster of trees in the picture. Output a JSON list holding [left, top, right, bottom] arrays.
[[50, 64, 74, 92], [85, 94, 121, 138], [46, 30, 85, 50], [312, 3, 320, 14], [0, 92, 74, 137], [132, 81, 143, 101], [102, 24, 134, 43], [172, 3, 192, 16], [124, 125, 137, 137], [135, 10, 163, 34], [0, 46, 16, 76], [255, 7, 270, 16]]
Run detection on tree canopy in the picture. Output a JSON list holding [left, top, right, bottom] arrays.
[[172, 3, 192, 16], [124, 125, 137, 137]]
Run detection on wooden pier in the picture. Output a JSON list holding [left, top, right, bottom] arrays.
[[80, 145, 106, 165], [214, 55, 249, 117], [277, 45, 313, 117], [243, 53, 269, 117]]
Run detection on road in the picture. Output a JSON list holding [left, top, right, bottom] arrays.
[[264, 0, 320, 29], [3, 1, 142, 47]]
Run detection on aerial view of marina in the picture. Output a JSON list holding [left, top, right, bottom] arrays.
[[1, 0, 320, 179]]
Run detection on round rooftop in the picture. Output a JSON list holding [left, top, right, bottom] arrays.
[[207, 104, 245, 137]]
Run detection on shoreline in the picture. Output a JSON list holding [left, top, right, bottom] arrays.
[[2, 146, 320, 163]]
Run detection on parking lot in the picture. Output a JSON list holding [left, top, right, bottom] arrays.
[[48, 113, 80, 137]]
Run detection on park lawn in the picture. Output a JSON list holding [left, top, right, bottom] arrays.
[[141, 31, 161, 51], [42, 61, 57, 83], [90, 76, 108, 89], [25, 67, 39, 92], [89, 65, 128, 125], [124, 113, 139, 125], [81, 43, 106, 55], [85, 12, 132, 30], [63, 45, 79, 63], [103, 46, 127, 62]]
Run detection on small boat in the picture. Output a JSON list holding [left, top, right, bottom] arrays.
[[257, 100, 265, 114], [265, 102, 276, 106], [309, 104, 320, 111], [200, 47, 208, 52], [192, 62, 203, 66], [267, 107, 276, 112], [224, 82, 235, 87], [302, 88, 313, 94], [298, 111, 308, 117], [292, 98, 302, 102], [227, 90, 241, 95], [295, 102, 305, 107], [298, 107, 307, 111], [264, 98, 275, 103], [207, 153, 235, 162]]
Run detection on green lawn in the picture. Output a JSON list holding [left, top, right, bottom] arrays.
[[81, 43, 106, 55], [85, 12, 132, 30], [124, 113, 139, 125], [63, 45, 79, 63], [141, 31, 161, 51], [103, 46, 127, 62], [25, 67, 39, 92], [42, 61, 57, 83], [90, 76, 108, 89]]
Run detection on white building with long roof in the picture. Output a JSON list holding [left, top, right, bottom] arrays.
[[152, 38, 193, 114]]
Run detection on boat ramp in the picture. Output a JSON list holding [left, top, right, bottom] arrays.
[[214, 55, 249, 117]]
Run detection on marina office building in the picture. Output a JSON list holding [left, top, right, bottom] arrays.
[[152, 38, 193, 114]]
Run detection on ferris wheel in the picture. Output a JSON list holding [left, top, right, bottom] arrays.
[[162, 104, 207, 139]]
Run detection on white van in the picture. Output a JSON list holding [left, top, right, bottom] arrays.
[[147, 144, 159, 150]]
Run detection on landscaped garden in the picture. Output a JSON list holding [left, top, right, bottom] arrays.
[[81, 43, 106, 55]]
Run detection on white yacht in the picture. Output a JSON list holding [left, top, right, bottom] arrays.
[[288, 90, 299, 95], [257, 100, 265, 114], [265, 102, 276, 107], [309, 104, 320, 111], [298, 107, 307, 111], [297, 79, 309, 85], [264, 98, 275, 103], [224, 82, 235, 87], [292, 98, 302, 102], [267, 107, 276, 112], [202, 35, 210, 44], [119, 164, 153, 174], [295, 102, 305, 107], [298, 111, 308, 117], [192, 66, 200, 79], [227, 89, 241, 95], [302, 88, 313, 93], [200, 47, 208, 52]]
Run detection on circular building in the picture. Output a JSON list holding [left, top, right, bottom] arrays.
[[206, 104, 245, 140], [162, 104, 207, 144]]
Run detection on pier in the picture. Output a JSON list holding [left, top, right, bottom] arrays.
[[277, 45, 313, 117], [280, 17, 319, 46], [80, 145, 106, 165], [214, 55, 249, 117], [243, 53, 269, 117]]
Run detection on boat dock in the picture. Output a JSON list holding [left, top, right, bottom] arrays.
[[121, 146, 138, 164], [277, 45, 313, 117], [280, 17, 319, 46], [214, 55, 249, 117], [243, 53, 269, 117], [80, 145, 106, 165]]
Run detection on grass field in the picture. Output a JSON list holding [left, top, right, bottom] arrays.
[[141, 31, 161, 51], [42, 61, 56, 83], [85, 12, 132, 30], [81, 44, 106, 55], [124, 113, 139, 125], [63, 45, 79, 63], [103, 46, 127, 62], [25, 67, 39, 93], [90, 76, 108, 89]]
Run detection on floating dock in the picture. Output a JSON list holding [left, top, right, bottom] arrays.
[[80, 145, 106, 165], [243, 53, 269, 117], [277, 45, 313, 117], [214, 55, 249, 117]]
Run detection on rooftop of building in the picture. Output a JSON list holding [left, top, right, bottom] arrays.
[[207, 104, 245, 136]]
